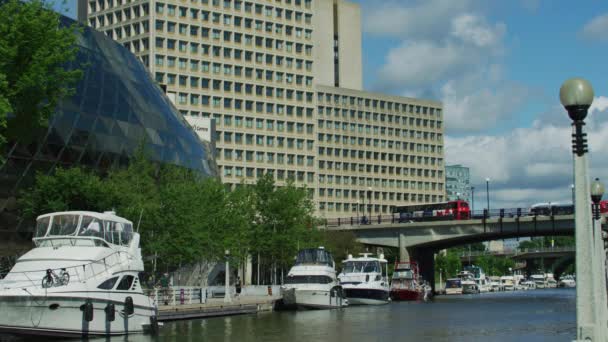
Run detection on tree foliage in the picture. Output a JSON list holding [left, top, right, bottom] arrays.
[[0, 0, 82, 148], [19, 155, 321, 275]]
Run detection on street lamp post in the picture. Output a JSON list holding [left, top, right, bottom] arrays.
[[591, 177, 607, 335], [485, 178, 490, 214], [368, 187, 373, 222], [471, 186, 475, 215], [356, 199, 360, 225], [224, 249, 232, 303], [560, 77, 606, 341], [571, 183, 575, 209]]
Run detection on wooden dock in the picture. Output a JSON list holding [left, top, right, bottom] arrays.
[[157, 295, 281, 321]]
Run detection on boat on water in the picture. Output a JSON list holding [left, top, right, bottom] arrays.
[[390, 261, 430, 300], [459, 271, 479, 294], [0, 211, 157, 337], [489, 276, 503, 292], [500, 276, 515, 291], [520, 280, 536, 290], [281, 247, 347, 309], [531, 274, 547, 289], [466, 266, 490, 293], [338, 253, 389, 305], [444, 278, 463, 295], [558, 275, 576, 288]]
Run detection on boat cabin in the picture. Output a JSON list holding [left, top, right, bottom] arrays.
[[294, 248, 335, 267], [33, 211, 134, 248]]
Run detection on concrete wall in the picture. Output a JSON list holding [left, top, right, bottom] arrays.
[[336, 0, 362, 90], [313, 0, 336, 87]]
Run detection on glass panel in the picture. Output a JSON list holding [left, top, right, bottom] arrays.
[[35, 217, 50, 238], [116, 275, 134, 290], [48, 215, 80, 236], [97, 276, 119, 290], [78, 216, 104, 239]]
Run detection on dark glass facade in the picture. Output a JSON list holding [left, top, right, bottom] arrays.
[[0, 17, 217, 236]]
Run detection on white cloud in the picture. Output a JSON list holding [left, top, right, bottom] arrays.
[[450, 14, 505, 48], [446, 102, 608, 209], [580, 13, 608, 42], [363, 0, 473, 39]]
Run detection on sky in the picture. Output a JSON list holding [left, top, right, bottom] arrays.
[[54, 0, 608, 210]]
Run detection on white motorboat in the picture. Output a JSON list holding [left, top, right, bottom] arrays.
[[488, 276, 503, 292], [500, 276, 515, 291], [459, 271, 479, 294], [466, 266, 490, 293], [281, 247, 347, 309], [558, 275, 576, 288], [444, 278, 463, 295], [0, 211, 157, 337], [520, 280, 536, 290], [338, 253, 389, 305], [531, 274, 547, 289]]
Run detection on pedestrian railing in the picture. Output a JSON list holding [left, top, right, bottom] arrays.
[[146, 285, 282, 306]]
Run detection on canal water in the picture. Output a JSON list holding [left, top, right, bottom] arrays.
[[2, 288, 576, 341]]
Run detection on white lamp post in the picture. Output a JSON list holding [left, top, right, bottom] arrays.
[[560, 77, 606, 341], [224, 249, 232, 303], [591, 177, 608, 336]]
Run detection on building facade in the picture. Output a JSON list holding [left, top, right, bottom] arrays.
[[0, 16, 216, 241], [446, 164, 471, 203], [80, 0, 445, 218]]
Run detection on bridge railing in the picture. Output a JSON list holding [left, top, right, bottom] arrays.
[[460, 246, 575, 258], [322, 207, 565, 228]]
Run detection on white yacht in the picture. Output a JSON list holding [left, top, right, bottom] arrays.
[[458, 271, 479, 294], [489, 276, 503, 292], [338, 253, 389, 305], [466, 266, 490, 293], [500, 276, 515, 291], [281, 247, 347, 309], [558, 275, 576, 288], [0, 211, 157, 337], [444, 278, 463, 295], [531, 273, 547, 289]]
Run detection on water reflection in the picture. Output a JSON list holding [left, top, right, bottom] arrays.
[[0, 289, 575, 342]]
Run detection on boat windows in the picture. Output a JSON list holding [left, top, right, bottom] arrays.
[[446, 279, 462, 288], [284, 275, 333, 284], [295, 249, 333, 266], [342, 261, 380, 273], [78, 216, 104, 239], [116, 275, 135, 290], [35, 217, 50, 238], [48, 215, 80, 236], [105, 221, 133, 246], [98, 276, 120, 290]]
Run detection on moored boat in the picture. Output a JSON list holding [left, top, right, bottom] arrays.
[[338, 253, 389, 305], [459, 271, 479, 294], [390, 262, 426, 300], [281, 247, 347, 309], [0, 211, 157, 337]]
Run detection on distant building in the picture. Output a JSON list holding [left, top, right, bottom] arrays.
[[446, 164, 471, 202]]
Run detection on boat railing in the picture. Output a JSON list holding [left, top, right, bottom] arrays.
[[1, 250, 132, 290], [32, 235, 113, 248]]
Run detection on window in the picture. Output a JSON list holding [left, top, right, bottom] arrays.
[[97, 277, 119, 290], [116, 275, 135, 290]]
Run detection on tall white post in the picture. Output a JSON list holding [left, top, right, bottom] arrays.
[[593, 214, 608, 341], [574, 151, 596, 340], [224, 251, 232, 303]]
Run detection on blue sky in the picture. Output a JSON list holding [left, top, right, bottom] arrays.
[[55, 0, 608, 208]]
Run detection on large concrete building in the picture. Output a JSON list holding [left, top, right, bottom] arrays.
[[79, 0, 445, 218]]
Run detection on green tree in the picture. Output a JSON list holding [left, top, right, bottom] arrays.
[[19, 167, 109, 219], [321, 230, 364, 263], [0, 0, 82, 147]]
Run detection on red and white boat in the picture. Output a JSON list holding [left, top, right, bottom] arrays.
[[389, 262, 430, 301]]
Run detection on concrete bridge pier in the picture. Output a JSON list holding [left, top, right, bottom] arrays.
[[398, 233, 410, 262], [409, 248, 436, 293]]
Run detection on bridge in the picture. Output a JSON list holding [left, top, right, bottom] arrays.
[[322, 211, 586, 291]]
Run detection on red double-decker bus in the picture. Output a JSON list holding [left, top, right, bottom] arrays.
[[393, 200, 470, 222]]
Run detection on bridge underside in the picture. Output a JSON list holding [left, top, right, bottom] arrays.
[[329, 215, 579, 291]]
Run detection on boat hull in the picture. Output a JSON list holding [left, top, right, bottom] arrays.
[[344, 288, 389, 305], [0, 294, 156, 337], [281, 288, 347, 309], [390, 289, 423, 301]]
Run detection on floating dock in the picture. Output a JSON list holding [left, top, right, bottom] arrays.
[[157, 295, 281, 321]]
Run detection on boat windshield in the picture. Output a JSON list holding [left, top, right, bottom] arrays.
[[393, 269, 414, 279], [342, 261, 380, 273], [34, 214, 133, 246], [295, 249, 333, 266], [48, 214, 80, 236], [446, 279, 462, 288]]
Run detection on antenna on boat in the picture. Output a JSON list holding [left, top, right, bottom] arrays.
[[136, 208, 144, 233]]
